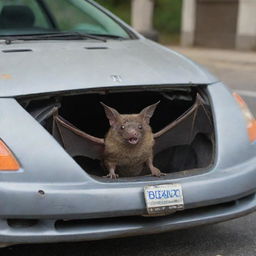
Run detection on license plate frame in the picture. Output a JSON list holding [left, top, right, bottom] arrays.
[[144, 183, 184, 216]]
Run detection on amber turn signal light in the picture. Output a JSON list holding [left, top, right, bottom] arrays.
[[233, 92, 256, 142], [0, 140, 20, 170]]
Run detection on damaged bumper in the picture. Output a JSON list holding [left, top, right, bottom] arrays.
[[0, 83, 256, 245], [0, 155, 256, 245], [1, 194, 256, 245]]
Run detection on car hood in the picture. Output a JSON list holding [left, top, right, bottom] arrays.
[[0, 39, 218, 97]]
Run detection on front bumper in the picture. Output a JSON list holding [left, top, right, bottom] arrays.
[[0, 83, 256, 245], [0, 154, 256, 245], [0, 192, 255, 245]]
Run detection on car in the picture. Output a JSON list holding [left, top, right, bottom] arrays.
[[0, 0, 256, 248]]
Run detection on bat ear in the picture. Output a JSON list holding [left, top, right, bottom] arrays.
[[100, 102, 120, 126], [140, 101, 160, 124]]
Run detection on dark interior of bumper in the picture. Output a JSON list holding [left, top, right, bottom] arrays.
[[20, 87, 215, 180]]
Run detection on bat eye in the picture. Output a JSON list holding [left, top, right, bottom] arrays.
[[121, 125, 125, 130], [138, 125, 142, 129]]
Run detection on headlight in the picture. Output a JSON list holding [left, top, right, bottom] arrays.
[[233, 92, 256, 142], [0, 140, 20, 170]]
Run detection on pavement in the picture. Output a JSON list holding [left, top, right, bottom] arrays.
[[170, 46, 256, 93], [170, 46, 256, 68]]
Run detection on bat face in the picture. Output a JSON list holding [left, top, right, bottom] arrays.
[[101, 102, 160, 145], [114, 114, 146, 145]]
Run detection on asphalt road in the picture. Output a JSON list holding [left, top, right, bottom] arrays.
[[2, 47, 256, 255]]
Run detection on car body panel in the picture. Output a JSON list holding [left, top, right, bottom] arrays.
[[0, 193, 255, 246], [0, 154, 255, 219], [0, 83, 255, 223], [0, 82, 253, 182], [0, 39, 217, 97]]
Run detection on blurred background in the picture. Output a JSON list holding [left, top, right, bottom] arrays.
[[97, 0, 181, 45], [97, 0, 256, 51]]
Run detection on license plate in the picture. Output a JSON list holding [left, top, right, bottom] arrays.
[[144, 184, 184, 216]]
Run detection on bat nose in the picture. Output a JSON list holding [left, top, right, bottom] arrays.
[[129, 129, 137, 137]]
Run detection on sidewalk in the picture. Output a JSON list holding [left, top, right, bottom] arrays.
[[166, 46, 256, 92], [169, 46, 256, 70]]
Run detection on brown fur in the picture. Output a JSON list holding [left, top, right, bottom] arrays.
[[101, 103, 166, 179]]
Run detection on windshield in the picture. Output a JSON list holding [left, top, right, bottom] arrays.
[[0, 0, 131, 38]]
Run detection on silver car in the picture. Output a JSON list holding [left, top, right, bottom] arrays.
[[0, 0, 256, 247]]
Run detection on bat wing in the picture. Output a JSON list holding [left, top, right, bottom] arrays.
[[153, 93, 213, 155], [53, 114, 105, 160], [34, 94, 211, 162]]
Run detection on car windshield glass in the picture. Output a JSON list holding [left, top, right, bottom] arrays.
[[0, 0, 131, 39]]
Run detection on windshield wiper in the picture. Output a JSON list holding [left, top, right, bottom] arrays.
[[91, 34, 128, 40], [0, 32, 107, 44]]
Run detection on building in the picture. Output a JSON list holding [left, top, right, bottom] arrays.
[[181, 0, 256, 50]]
